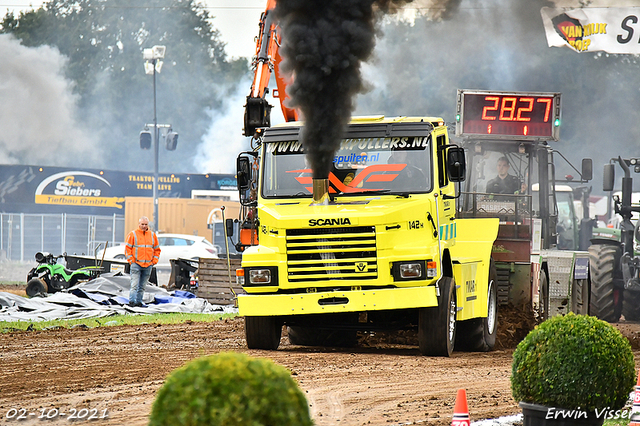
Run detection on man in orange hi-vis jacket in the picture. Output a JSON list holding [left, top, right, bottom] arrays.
[[125, 216, 161, 307]]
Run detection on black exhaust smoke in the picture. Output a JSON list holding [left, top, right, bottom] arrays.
[[275, 0, 415, 181]]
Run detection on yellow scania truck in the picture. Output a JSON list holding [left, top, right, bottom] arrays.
[[232, 116, 499, 356]]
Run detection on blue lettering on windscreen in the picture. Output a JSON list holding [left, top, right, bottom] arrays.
[[333, 153, 381, 164]]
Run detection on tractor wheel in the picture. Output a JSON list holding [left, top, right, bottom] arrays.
[[623, 289, 640, 321], [456, 260, 498, 352], [244, 316, 282, 350], [26, 278, 48, 298], [418, 276, 456, 356], [588, 244, 623, 323]]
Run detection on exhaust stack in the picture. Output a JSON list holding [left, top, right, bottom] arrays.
[[312, 178, 330, 205]]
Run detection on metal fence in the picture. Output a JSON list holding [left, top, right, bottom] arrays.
[[0, 213, 125, 262]]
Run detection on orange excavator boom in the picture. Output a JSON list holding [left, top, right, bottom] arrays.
[[243, 0, 299, 137]]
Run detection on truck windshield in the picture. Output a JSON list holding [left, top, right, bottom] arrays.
[[261, 136, 433, 198]]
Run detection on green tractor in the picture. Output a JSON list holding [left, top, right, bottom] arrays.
[[588, 157, 640, 322]]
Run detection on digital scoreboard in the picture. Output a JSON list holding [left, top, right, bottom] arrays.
[[456, 90, 561, 141]]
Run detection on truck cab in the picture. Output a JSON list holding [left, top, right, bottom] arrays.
[[234, 116, 499, 356]]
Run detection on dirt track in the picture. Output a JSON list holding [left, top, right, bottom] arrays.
[[2, 293, 640, 426]]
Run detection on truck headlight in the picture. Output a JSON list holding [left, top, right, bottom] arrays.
[[392, 261, 426, 281], [242, 267, 278, 286], [250, 269, 271, 284], [400, 263, 422, 278]]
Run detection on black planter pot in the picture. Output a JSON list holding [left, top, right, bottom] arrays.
[[519, 402, 605, 426]]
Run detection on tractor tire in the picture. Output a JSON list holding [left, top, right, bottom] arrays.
[[245, 316, 282, 350], [588, 244, 623, 323], [456, 260, 498, 352], [418, 276, 456, 357], [623, 289, 640, 321], [26, 278, 48, 298]]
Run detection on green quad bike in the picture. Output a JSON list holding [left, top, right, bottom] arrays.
[[589, 157, 640, 322], [25, 252, 102, 298]]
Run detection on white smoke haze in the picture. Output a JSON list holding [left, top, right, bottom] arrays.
[[0, 34, 96, 165], [193, 82, 252, 174], [0, 0, 636, 186]]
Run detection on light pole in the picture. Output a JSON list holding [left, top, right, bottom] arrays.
[[143, 45, 166, 232]]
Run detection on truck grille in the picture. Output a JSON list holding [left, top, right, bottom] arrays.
[[286, 226, 378, 283]]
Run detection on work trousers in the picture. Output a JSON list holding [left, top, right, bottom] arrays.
[[129, 263, 153, 305]]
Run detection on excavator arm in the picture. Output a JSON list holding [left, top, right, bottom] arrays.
[[243, 0, 299, 137]]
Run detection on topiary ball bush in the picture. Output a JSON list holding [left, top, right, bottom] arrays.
[[149, 351, 313, 426], [511, 313, 635, 412]]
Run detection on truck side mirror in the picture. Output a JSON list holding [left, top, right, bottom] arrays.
[[225, 218, 235, 238], [603, 163, 615, 192], [581, 158, 592, 181], [447, 146, 466, 182], [237, 156, 251, 191]]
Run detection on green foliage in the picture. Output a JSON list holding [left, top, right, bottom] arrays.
[[511, 313, 636, 412], [149, 351, 313, 426]]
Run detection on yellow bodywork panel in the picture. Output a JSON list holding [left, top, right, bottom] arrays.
[[237, 285, 438, 316], [450, 218, 500, 321]]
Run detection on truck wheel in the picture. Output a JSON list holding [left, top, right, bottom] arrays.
[[456, 261, 498, 352], [418, 276, 456, 356], [245, 316, 282, 350], [623, 289, 640, 321], [26, 278, 48, 298], [588, 244, 623, 323]]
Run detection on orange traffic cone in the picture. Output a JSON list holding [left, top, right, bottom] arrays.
[[451, 388, 470, 426], [630, 370, 640, 426]]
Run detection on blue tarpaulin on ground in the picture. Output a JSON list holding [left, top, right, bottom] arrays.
[[0, 272, 237, 322]]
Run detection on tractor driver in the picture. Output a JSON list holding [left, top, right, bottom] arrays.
[[486, 156, 521, 195]]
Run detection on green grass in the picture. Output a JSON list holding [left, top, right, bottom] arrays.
[[0, 312, 237, 332]]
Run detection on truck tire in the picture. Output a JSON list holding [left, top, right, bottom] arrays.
[[456, 260, 497, 352], [26, 278, 48, 298], [245, 316, 282, 350], [588, 244, 623, 323], [418, 276, 456, 357], [623, 289, 640, 321]]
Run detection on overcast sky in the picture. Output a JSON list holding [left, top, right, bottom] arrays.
[[3, 0, 638, 60], [0, 0, 265, 59], [2, 0, 639, 174]]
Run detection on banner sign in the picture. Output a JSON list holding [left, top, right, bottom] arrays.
[[0, 165, 237, 214], [541, 7, 640, 54]]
